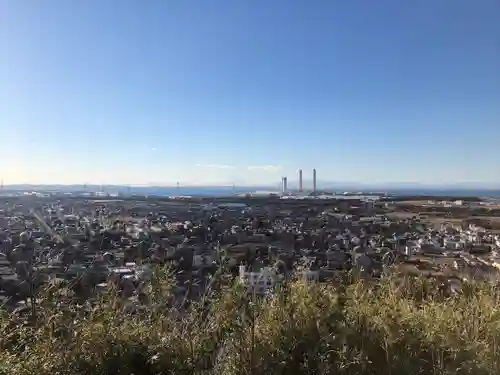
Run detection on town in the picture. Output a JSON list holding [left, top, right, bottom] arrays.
[[1, 191, 500, 314]]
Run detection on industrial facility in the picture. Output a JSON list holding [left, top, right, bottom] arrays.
[[280, 168, 318, 197]]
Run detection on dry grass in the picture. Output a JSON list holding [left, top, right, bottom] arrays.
[[1, 270, 500, 375]]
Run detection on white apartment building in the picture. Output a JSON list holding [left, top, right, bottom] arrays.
[[239, 265, 278, 294]]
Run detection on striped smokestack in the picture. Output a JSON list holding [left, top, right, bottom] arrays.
[[282, 176, 288, 195], [298, 169, 303, 192], [312, 168, 317, 195]]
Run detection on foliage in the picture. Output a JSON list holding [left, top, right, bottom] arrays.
[[2, 270, 500, 375]]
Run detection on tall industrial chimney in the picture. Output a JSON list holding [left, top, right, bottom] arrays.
[[312, 169, 317, 195], [298, 169, 303, 192]]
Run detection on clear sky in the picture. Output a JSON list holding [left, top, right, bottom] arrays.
[[1, 0, 499, 186]]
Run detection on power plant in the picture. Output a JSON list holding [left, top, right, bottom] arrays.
[[279, 169, 318, 196]]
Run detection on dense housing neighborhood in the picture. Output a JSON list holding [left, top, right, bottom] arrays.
[[1, 192, 500, 313]]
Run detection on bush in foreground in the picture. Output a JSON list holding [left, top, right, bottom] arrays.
[[1, 272, 500, 375]]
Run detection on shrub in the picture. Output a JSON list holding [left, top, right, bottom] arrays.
[[1, 270, 500, 375]]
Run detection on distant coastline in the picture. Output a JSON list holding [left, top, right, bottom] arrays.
[[1, 184, 500, 198]]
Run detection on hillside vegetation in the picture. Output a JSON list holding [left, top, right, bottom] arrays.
[[1, 270, 500, 375]]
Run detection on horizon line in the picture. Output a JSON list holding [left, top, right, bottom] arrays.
[[1, 182, 499, 190]]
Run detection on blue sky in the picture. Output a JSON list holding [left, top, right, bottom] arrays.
[[1, 0, 499, 186]]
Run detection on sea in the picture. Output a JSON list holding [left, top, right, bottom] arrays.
[[2, 185, 500, 198]]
